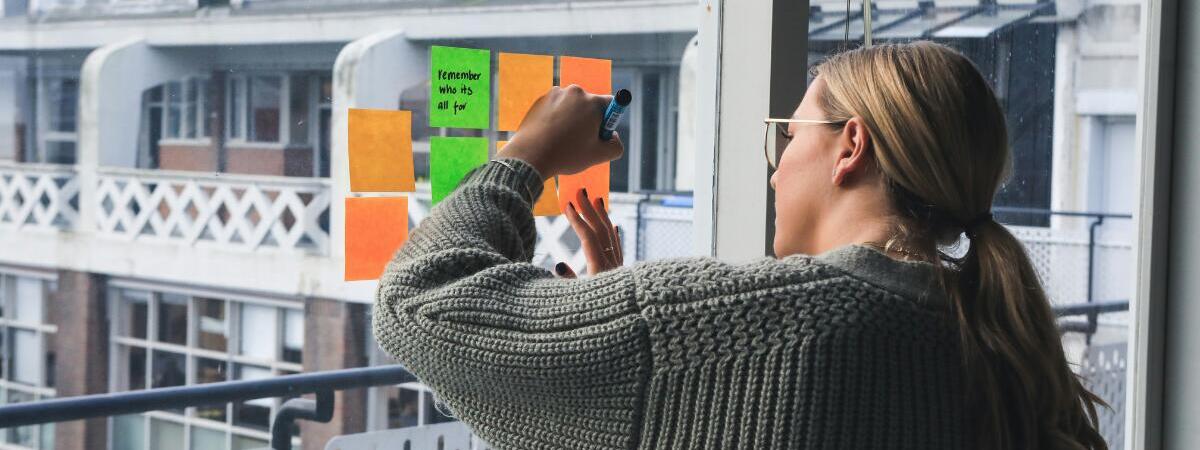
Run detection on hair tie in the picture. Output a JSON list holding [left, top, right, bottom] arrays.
[[964, 213, 993, 239]]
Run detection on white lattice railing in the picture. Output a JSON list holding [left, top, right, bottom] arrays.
[[0, 161, 80, 232], [94, 168, 332, 254]]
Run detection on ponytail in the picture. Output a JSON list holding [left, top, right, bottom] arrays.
[[946, 221, 1107, 449]]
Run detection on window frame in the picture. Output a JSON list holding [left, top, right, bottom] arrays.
[[0, 270, 58, 450], [106, 281, 303, 450], [225, 72, 291, 148], [158, 76, 212, 145], [35, 73, 78, 165]]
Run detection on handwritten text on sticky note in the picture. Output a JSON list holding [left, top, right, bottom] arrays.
[[430, 46, 491, 129]]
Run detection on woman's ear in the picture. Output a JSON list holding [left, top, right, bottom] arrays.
[[831, 117, 872, 186]]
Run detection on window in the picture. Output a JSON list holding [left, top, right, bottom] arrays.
[[160, 77, 211, 141], [0, 273, 57, 450], [39, 75, 78, 164], [110, 286, 303, 449]]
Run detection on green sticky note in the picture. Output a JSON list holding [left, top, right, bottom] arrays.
[[430, 46, 491, 129], [430, 137, 489, 205]]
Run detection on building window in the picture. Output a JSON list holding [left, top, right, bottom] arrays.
[[226, 73, 317, 147], [0, 272, 57, 450], [109, 286, 303, 450], [39, 75, 77, 164], [160, 77, 211, 141]]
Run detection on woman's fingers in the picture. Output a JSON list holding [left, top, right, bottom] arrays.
[[564, 202, 613, 274], [575, 189, 617, 258], [611, 225, 624, 265], [553, 262, 577, 279]]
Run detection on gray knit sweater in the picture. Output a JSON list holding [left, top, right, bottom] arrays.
[[373, 158, 967, 450]]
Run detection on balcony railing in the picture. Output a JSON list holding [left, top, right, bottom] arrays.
[[94, 167, 333, 254], [0, 161, 79, 232]]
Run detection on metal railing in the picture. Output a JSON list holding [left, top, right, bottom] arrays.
[[0, 365, 415, 450]]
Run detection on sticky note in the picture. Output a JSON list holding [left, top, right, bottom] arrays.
[[345, 196, 408, 281], [348, 109, 416, 192], [430, 137, 489, 205], [430, 46, 491, 129], [557, 163, 609, 215], [557, 56, 612, 214], [559, 56, 612, 95], [498, 53, 553, 132], [498, 141, 560, 216]]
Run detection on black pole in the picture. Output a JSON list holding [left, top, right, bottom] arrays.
[[1085, 216, 1105, 344], [0, 365, 413, 429]]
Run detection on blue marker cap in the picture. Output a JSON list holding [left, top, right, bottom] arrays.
[[600, 89, 633, 140]]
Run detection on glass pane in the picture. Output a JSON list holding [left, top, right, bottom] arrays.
[[199, 78, 212, 137], [156, 293, 188, 345], [13, 277, 43, 324], [194, 357, 228, 422], [423, 391, 455, 425], [191, 426, 227, 450], [148, 418, 183, 450], [111, 415, 146, 450], [282, 308, 303, 364], [232, 435, 268, 450], [233, 364, 273, 431], [11, 329, 40, 385], [119, 345, 147, 391], [386, 387, 419, 429], [288, 74, 309, 145], [150, 350, 185, 389], [39, 422, 53, 450], [118, 291, 149, 339], [248, 75, 281, 142], [239, 303, 277, 360], [165, 80, 182, 138], [229, 77, 243, 139], [42, 140, 75, 164], [6, 391, 37, 446], [184, 79, 198, 139], [43, 331, 55, 389], [46, 78, 77, 132], [196, 297, 228, 352]]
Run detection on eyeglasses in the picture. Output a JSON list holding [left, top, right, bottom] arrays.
[[763, 118, 838, 170]]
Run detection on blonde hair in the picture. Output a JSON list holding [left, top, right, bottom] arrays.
[[814, 42, 1107, 450]]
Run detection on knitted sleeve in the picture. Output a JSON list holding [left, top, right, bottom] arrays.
[[373, 159, 651, 450]]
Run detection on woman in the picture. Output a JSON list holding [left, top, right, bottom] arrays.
[[373, 42, 1107, 449]]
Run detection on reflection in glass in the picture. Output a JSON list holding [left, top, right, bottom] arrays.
[[282, 308, 303, 364], [151, 351, 186, 389], [233, 364, 273, 431], [190, 425, 227, 450], [149, 418, 184, 450], [120, 292, 149, 339], [387, 387, 419, 429], [120, 345, 147, 391], [195, 357, 229, 422], [6, 391, 37, 447], [112, 415, 145, 450], [232, 435, 269, 450], [249, 76, 282, 142], [196, 297, 228, 352], [239, 304, 277, 360], [11, 329, 40, 385]]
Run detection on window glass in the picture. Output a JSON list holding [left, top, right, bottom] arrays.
[[12, 277, 41, 325], [156, 294, 188, 346], [196, 297, 227, 352], [282, 308, 303, 364], [45, 77, 76, 133], [117, 291, 149, 340], [238, 303, 277, 360], [228, 76, 244, 139], [165, 81, 182, 139], [148, 418, 183, 449], [289, 74, 310, 146], [248, 75, 282, 142], [112, 415, 145, 450]]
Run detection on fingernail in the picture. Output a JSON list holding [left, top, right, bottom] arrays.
[[581, 188, 589, 199], [599, 198, 605, 210], [567, 202, 576, 213], [554, 262, 568, 276]]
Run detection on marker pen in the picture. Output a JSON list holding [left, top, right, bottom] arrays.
[[600, 89, 633, 140]]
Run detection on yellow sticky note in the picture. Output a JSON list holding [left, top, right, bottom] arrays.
[[345, 196, 408, 281], [498, 141, 560, 216], [348, 109, 416, 192], [498, 53, 553, 132], [557, 56, 612, 213]]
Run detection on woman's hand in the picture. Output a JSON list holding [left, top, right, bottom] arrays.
[[500, 85, 625, 179], [554, 188, 623, 278]]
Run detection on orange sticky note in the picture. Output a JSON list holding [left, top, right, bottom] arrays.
[[498, 53, 553, 132], [348, 109, 416, 192], [498, 141, 560, 216], [558, 56, 612, 213], [557, 163, 609, 215], [345, 197, 408, 281]]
